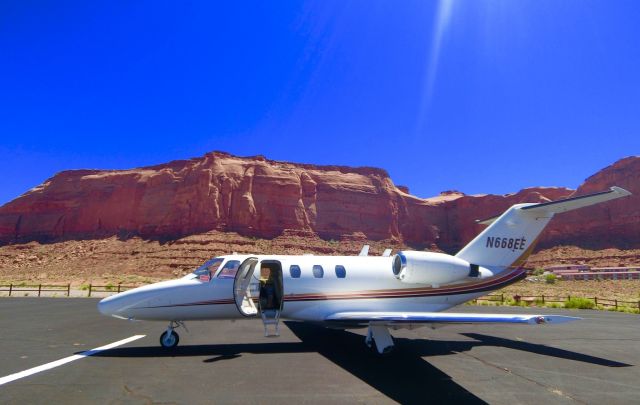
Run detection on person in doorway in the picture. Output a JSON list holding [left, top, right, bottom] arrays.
[[260, 267, 276, 310]]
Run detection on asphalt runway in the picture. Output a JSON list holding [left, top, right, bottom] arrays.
[[0, 298, 639, 404]]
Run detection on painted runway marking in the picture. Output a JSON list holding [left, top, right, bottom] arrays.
[[0, 334, 145, 386]]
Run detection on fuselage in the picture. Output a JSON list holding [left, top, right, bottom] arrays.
[[98, 254, 523, 323]]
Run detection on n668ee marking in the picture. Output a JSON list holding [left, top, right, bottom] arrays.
[[486, 236, 526, 251]]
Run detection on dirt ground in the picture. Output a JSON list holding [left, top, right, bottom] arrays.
[[498, 279, 640, 302], [0, 231, 408, 286]]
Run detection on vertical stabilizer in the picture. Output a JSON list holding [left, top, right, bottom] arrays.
[[455, 187, 631, 268]]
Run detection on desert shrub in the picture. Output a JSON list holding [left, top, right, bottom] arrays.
[[532, 268, 545, 276], [545, 274, 557, 284], [80, 284, 90, 291], [564, 297, 595, 309], [548, 303, 561, 308], [105, 283, 114, 291]]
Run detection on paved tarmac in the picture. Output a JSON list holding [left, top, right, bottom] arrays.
[[0, 298, 638, 404]]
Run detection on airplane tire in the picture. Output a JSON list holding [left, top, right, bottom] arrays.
[[160, 330, 180, 348]]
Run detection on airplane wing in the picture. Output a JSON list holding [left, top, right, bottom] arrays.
[[325, 312, 580, 326]]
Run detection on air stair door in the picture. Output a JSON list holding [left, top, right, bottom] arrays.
[[233, 257, 260, 317]]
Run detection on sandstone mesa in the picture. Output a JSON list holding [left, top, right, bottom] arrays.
[[0, 152, 638, 253]]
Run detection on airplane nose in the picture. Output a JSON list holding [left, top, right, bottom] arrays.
[[98, 295, 122, 317]]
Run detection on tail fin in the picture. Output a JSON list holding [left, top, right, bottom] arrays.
[[455, 187, 631, 269]]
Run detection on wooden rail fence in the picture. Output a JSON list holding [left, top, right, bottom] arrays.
[[2, 285, 639, 312], [475, 293, 640, 312], [0, 283, 138, 297]]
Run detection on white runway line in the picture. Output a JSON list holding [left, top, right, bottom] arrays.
[[0, 334, 146, 386]]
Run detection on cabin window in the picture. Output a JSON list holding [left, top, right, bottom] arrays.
[[313, 265, 324, 278], [335, 265, 346, 278], [217, 260, 240, 279], [290, 265, 301, 278]]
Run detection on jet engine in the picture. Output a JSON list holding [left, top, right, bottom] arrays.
[[392, 251, 482, 286]]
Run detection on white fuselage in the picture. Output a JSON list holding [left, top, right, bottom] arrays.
[[98, 254, 523, 323]]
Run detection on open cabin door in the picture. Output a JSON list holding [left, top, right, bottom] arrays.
[[233, 257, 260, 317], [258, 260, 284, 337]]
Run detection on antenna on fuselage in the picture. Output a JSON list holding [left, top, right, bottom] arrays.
[[359, 245, 370, 256]]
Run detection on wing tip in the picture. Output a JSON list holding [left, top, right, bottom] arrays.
[[611, 186, 632, 197]]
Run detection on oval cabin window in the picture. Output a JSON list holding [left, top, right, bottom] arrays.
[[312, 265, 324, 278], [290, 265, 301, 278]]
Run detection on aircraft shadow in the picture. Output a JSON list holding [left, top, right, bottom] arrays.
[[460, 333, 630, 368], [93, 323, 630, 404]]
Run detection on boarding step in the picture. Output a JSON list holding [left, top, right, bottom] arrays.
[[261, 310, 281, 337]]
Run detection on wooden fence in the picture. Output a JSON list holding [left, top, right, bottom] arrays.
[[475, 293, 640, 312], [0, 283, 138, 297], [2, 284, 639, 312]]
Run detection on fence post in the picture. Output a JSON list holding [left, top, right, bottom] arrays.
[[38, 284, 42, 297], [67, 283, 71, 297], [541, 295, 545, 304], [9, 283, 12, 297], [615, 299, 618, 310], [594, 297, 598, 306], [501, 293, 504, 303], [88, 284, 92, 297], [117, 284, 121, 294]]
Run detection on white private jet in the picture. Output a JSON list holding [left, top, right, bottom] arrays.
[[98, 186, 631, 354]]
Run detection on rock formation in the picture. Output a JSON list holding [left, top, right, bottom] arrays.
[[541, 157, 640, 249], [0, 151, 638, 251]]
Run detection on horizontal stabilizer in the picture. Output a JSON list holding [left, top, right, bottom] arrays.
[[520, 186, 631, 215], [477, 186, 631, 225], [326, 311, 581, 325]]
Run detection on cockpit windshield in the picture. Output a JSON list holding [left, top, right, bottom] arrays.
[[193, 258, 224, 281]]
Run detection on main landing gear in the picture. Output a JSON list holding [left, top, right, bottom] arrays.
[[365, 324, 395, 355], [160, 321, 187, 348]]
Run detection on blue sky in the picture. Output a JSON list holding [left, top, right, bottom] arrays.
[[1, 1, 639, 205]]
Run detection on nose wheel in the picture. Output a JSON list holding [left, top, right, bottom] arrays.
[[160, 321, 185, 348]]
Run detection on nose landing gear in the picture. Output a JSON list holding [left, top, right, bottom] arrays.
[[160, 321, 187, 348]]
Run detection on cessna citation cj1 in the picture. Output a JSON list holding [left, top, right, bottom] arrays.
[[99, 187, 631, 354]]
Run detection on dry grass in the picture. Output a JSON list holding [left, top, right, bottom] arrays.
[[499, 278, 640, 302]]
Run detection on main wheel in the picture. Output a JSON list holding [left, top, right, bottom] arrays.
[[160, 330, 179, 348]]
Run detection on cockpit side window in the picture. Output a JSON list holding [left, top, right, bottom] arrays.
[[217, 260, 241, 279], [193, 258, 223, 282]]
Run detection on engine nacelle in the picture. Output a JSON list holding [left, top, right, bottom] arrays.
[[392, 251, 480, 286]]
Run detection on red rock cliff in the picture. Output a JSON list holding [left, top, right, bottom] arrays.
[[541, 157, 640, 249], [0, 152, 637, 250]]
